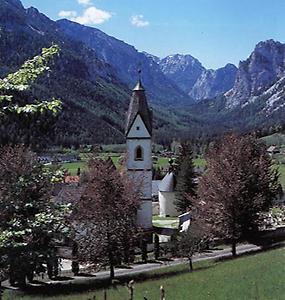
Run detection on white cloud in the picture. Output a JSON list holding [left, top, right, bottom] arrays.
[[78, 0, 92, 6], [72, 6, 112, 25], [131, 15, 149, 27], [58, 10, 77, 18]]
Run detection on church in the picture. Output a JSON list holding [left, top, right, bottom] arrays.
[[125, 79, 180, 231]]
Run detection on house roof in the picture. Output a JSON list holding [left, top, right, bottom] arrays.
[[64, 176, 80, 184], [126, 80, 152, 135], [267, 145, 277, 152], [159, 172, 176, 192]]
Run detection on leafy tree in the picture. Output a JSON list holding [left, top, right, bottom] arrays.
[[0, 45, 61, 147], [176, 222, 207, 271], [174, 142, 197, 213], [196, 134, 280, 256], [0, 145, 69, 286], [72, 157, 139, 279], [0, 44, 61, 116]]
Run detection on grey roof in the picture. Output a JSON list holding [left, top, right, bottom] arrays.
[[159, 172, 176, 192], [126, 80, 152, 135]]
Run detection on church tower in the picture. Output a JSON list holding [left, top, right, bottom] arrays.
[[126, 79, 153, 230]]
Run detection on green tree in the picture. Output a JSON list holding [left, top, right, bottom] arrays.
[[174, 142, 197, 213], [0, 44, 61, 116], [0, 45, 61, 147], [0, 145, 69, 286], [196, 134, 280, 256]]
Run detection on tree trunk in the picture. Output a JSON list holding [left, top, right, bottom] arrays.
[[141, 240, 148, 263], [154, 234, 160, 260], [110, 262, 115, 280], [232, 240, 237, 256], [160, 285, 165, 300], [189, 257, 193, 272], [72, 242, 79, 275]]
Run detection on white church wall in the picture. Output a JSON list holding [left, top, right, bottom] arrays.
[[126, 139, 152, 170], [128, 171, 152, 198], [159, 191, 179, 217], [137, 200, 153, 229]]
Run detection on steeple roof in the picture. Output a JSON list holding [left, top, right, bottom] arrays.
[[126, 80, 152, 135]]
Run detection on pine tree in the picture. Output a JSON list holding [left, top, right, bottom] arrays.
[[174, 142, 197, 213]]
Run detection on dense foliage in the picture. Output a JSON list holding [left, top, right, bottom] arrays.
[[195, 134, 280, 255], [0, 145, 69, 286], [0, 45, 61, 148], [174, 142, 197, 213], [72, 157, 140, 279]]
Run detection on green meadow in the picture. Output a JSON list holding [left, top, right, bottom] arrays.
[[9, 248, 285, 300]]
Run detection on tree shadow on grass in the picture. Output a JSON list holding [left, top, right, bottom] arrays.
[[215, 241, 285, 264], [7, 241, 285, 298], [77, 273, 97, 277], [10, 263, 214, 298]]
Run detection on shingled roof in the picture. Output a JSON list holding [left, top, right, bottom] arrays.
[[126, 80, 152, 136]]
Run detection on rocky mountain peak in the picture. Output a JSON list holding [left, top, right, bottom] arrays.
[[159, 54, 204, 73], [226, 39, 285, 108], [4, 0, 24, 9], [190, 63, 237, 100], [158, 54, 205, 93]]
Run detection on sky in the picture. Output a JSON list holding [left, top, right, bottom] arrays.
[[21, 0, 285, 69]]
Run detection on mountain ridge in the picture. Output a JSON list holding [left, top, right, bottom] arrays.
[[1, 0, 285, 146]]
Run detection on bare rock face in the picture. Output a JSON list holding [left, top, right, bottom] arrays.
[[158, 54, 205, 95], [190, 64, 237, 100], [158, 55, 237, 102], [226, 40, 285, 108]]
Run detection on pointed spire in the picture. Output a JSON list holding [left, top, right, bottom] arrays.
[[133, 79, 145, 91], [126, 75, 152, 136]]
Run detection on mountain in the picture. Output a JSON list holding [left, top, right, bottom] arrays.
[[190, 64, 237, 100], [189, 40, 285, 133], [0, 0, 134, 146], [1, 0, 284, 146], [56, 19, 192, 106], [158, 54, 237, 102], [0, 0, 196, 147], [158, 54, 205, 95], [225, 39, 285, 108]]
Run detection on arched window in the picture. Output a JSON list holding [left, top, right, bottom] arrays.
[[135, 146, 143, 161]]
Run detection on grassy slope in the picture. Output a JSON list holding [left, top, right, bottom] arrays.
[[261, 133, 285, 146], [11, 248, 285, 300]]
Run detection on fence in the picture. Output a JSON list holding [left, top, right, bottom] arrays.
[[86, 281, 166, 300]]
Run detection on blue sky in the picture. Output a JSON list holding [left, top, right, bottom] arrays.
[[21, 0, 285, 69]]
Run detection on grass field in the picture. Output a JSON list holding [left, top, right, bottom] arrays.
[[152, 216, 179, 228], [61, 155, 207, 175], [9, 248, 285, 300]]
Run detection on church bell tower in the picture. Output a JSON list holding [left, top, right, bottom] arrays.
[[126, 79, 153, 230]]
